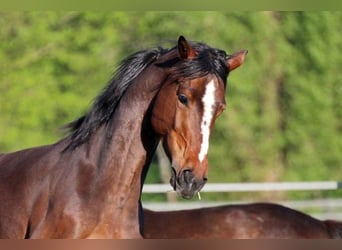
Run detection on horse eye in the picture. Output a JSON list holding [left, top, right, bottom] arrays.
[[178, 94, 188, 105]]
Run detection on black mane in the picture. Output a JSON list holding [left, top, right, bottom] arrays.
[[64, 40, 229, 150], [167, 42, 229, 83], [64, 48, 164, 150]]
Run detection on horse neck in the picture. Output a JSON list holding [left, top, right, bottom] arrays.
[[77, 74, 162, 209]]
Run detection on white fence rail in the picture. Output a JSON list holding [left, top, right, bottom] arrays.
[[142, 181, 342, 193], [142, 181, 342, 220]]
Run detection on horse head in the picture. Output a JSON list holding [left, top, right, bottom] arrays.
[[151, 36, 247, 199]]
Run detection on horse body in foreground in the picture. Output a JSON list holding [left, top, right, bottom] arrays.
[[0, 36, 247, 238], [143, 203, 342, 239]]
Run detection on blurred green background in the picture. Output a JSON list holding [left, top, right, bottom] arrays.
[[1, 12, 342, 202]]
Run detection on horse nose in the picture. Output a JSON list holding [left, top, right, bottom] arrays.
[[180, 169, 195, 184], [176, 169, 207, 199]]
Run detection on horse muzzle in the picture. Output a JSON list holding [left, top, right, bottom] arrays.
[[170, 167, 207, 199]]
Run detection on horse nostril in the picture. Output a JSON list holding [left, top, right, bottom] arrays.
[[182, 169, 194, 184]]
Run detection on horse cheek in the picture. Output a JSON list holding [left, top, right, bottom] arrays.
[[151, 89, 176, 135]]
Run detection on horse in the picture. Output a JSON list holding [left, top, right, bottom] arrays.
[[143, 203, 342, 239], [0, 36, 247, 238]]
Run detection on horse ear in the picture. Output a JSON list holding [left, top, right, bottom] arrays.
[[227, 49, 248, 71], [178, 35, 196, 60]]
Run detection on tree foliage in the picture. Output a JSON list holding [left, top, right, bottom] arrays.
[[1, 12, 342, 201]]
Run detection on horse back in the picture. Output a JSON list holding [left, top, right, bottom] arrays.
[[324, 220, 342, 238]]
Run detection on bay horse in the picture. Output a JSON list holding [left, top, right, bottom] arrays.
[[0, 36, 247, 238], [143, 203, 342, 239]]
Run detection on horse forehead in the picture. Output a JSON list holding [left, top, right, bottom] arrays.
[[188, 76, 222, 95], [199, 77, 222, 101]]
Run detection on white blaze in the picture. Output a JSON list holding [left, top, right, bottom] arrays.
[[198, 80, 216, 162]]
